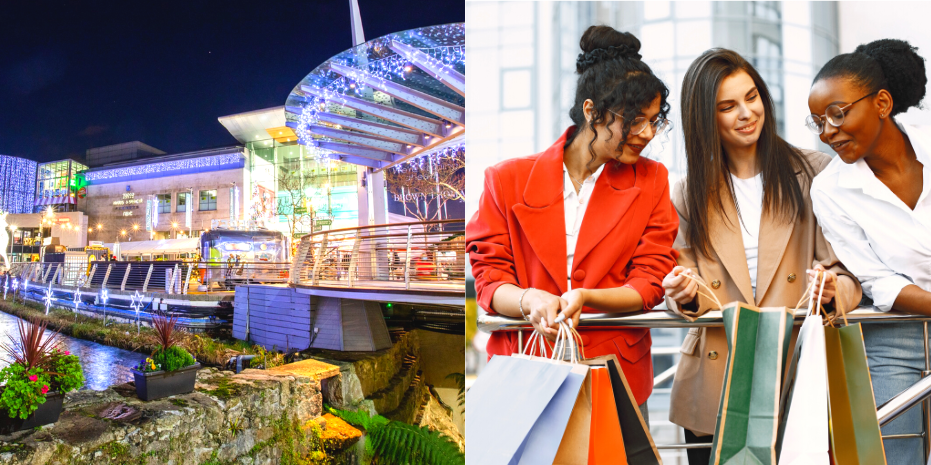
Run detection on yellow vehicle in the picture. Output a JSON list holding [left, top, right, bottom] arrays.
[[85, 245, 111, 275]]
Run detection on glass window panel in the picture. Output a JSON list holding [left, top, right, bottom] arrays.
[[199, 190, 217, 211], [177, 193, 187, 212], [157, 194, 171, 213]]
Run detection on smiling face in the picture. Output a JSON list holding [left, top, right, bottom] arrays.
[[586, 94, 663, 165], [715, 71, 765, 156], [808, 77, 886, 164]]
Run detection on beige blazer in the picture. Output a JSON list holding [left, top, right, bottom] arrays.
[[666, 150, 862, 436]]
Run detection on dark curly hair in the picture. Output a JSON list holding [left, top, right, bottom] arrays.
[[814, 38, 927, 117], [566, 25, 670, 167]]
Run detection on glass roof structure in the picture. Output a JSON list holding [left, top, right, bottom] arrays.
[[286, 22, 464, 171]]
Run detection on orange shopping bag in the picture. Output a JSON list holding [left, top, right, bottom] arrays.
[[589, 367, 628, 465]]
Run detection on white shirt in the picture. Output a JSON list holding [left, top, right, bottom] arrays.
[[811, 123, 931, 312], [564, 163, 606, 290], [730, 173, 764, 298]]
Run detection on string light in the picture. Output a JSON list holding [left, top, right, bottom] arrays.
[[85, 153, 244, 183], [43, 282, 53, 315], [289, 23, 465, 163], [73, 288, 82, 314], [389, 143, 465, 174], [0, 155, 37, 214]]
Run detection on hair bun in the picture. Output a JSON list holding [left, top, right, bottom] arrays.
[[576, 25, 643, 73], [855, 38, 927, 115]]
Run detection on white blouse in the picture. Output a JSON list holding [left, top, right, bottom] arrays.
[[811, 123, 931, 312], [563, 163, 605, 290], [730, 173, 764, 298]]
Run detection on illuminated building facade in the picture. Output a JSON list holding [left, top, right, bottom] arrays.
[[35, 159, 87, 213], [0, 155, 37, 214]]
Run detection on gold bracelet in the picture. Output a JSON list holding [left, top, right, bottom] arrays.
[[518, 287, 534, 321]]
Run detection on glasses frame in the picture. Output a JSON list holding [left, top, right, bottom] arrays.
[[606, 109, 671, 136], [806, 91, 878, 135]]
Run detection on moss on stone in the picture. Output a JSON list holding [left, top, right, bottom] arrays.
[[170, 398, 188, 407]]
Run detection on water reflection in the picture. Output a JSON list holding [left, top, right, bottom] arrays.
[[0, 311, 146, 391]]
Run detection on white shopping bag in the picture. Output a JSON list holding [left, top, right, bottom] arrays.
[[778, 312, 829, 464]]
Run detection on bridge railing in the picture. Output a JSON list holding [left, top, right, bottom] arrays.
[[290, 219, 465, 291], [6, 260, 291, 294], [478, 308, 931, 458]]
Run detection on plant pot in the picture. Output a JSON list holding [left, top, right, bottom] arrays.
[[132, 363, 201, 401], [0, 391, 64, 434]]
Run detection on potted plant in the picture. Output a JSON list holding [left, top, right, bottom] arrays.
[[131, 313, 200, 401], [0, 318, 84, 434]]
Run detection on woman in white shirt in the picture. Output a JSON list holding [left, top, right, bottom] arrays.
[[662, 48, 862, 465], [808, 38, 931, 465]]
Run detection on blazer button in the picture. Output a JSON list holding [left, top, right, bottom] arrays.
[[711, 280, 721, 289], [572, 269, 586, 281], [708, 351, 719, 360], [487, 269, 502, 282], [787, 273, 797, 283]]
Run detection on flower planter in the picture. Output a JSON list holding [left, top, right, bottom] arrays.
[[132, 363, 201, 401], [0, 391, 64, 434]]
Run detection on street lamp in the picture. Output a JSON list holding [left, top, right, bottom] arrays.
[[171, 222, 178, 239]]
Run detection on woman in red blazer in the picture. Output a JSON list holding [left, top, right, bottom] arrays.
[[466, 25, 679, 408]]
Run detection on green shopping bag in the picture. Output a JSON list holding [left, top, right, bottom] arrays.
[[709, 302, 794, 465], [824, 323, 886, 464]]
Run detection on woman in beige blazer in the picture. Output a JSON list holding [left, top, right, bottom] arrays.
[[663, 49, 862, 464]]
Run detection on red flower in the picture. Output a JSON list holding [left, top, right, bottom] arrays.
[[64, 351, 70, 356], [41, 385, 49, 394], [28, 375, 37, 382]]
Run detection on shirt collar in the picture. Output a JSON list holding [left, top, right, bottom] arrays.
[[563, 162, 607, 198]]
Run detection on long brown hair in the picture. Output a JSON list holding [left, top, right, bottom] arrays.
[[680, 48, 814, 258]]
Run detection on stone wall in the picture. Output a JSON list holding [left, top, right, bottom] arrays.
[[0, 367, 356, 465]]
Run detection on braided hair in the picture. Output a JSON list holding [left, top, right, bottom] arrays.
[[566, 25, 670, 167], [814, 38, 926, 117]]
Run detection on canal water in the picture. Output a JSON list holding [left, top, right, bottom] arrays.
[[0, 310, 145, 390]]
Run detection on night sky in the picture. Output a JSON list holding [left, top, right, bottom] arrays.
[[0, 1, 464, 164]]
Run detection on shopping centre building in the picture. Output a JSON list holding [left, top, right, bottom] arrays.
[[3, 22, 465, 260]]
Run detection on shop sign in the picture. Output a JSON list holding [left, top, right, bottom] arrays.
[[313, 225, 323, 232], [77, 187, 87, 199], [185, 192, 192, 229], [315, 219, 332, 226], [393, 190, 459, 202], [294, 207, 307, 214]]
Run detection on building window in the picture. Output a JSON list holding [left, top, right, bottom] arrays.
[[199, 190, 217, 211], [177, 192, 187, 212], [157, 194, 171, 213]]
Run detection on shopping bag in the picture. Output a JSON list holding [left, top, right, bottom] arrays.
[[776, 313, 829, 464], [824, 322, 886, 465], [588, 366, 627, 464], [466, 354, 576, 464], [513, 364, 591, 465], [583, 354, 662, 465], [708, 302, 794, 465]]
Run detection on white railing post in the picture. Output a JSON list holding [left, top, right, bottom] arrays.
[[42, 264, 51, 283], [102, 264, 113, 288], [311, 233, 328, 286], [121, 264, 132, 291], [142, 264, 153, 292], [183, 264, 193, 294], [404, 225, 413, 290], [87, 264, 98, 288], [348, 236, 361, 287]]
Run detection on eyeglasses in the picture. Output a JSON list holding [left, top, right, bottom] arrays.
[[607, 110, 671, 136], [805, 92, 877, 135]]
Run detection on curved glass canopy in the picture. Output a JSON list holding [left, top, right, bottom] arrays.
[[286, 23, 464, 171]]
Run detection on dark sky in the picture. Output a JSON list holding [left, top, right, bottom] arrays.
[[0, 1, 464, 163]]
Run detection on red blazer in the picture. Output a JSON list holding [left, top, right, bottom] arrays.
[[466, 127, 679, 405]]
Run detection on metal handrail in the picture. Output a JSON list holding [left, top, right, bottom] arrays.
[[291, 220, 465, 292], [478, 308, 931, 456]]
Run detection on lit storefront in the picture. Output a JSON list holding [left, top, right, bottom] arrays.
[[82, 147, 247, 243], [35, 159, 87, 213]]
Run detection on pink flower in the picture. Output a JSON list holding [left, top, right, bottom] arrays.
[[41, 385, 49, 394], [28, 375, 37, 382], [64, 351, 70, 356]]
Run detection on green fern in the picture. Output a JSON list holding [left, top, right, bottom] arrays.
[[445, 373, 465, 417], [327, 406, 464, 465]]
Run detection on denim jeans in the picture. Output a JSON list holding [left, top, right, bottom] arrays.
[[862, 322, 928, 465]]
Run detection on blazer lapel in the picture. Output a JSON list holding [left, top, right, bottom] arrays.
[[709, 185, 755, 304], [512, 139, 569, 291], [573, 161, 641, 267], [754, 197, 796, 305]]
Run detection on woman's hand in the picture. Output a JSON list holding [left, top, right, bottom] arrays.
[[663, 266, 698, 306], [525, 289, 568, 341], [557, 289, 585, 330], [807, 264, 838, 306]]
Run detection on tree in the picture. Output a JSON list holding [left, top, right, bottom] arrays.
[[384, 147, 464, 224], [274, 167, 316, 240]]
